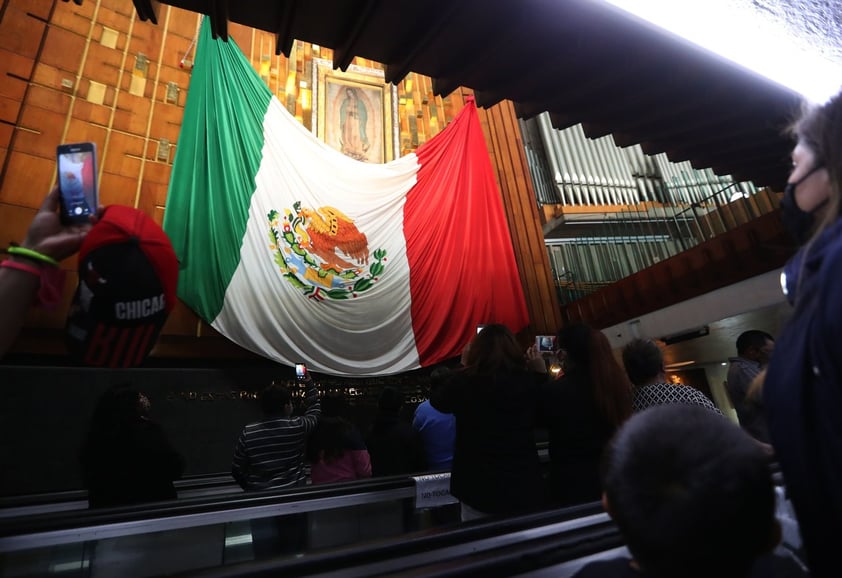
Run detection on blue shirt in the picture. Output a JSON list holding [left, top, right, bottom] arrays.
[[412, 400, 456, 471]]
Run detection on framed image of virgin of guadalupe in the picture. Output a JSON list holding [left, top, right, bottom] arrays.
[[311, 59, 399, 163]]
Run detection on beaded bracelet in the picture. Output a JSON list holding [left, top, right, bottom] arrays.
[[7, 246, 59, 267]]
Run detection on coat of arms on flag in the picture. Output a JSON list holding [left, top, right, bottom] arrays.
[[269, 203, 387, 302]]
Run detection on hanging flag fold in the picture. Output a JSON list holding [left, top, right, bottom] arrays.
[[163, 20, 529, 376]]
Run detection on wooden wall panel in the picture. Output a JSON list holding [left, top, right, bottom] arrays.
[[96, 4, 133, 32], [0, 95, 21, 126], [128, 20, 164, 61], [63, 118, 107, 148], [0, 50, 33, 99], [0, 152, 54, 206], [21, 84, 72, 116], [0, 2, 46, 57], [99, 172, 138, 207], [40, 26, 86, 75], [0, 201, 37, 249], [101, 131, 144, 178], [51, 4, 96, 37], [0, 123, 12, 167], [166, 9, 201, 39], [72, 100, 113, 127], [113, 93, 151, 134]]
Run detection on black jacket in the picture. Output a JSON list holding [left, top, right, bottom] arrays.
[[81, 418, 184, 508], [765, 217, 842, 578], [431, 369, 545, 514], [540, 367, 617, 507]]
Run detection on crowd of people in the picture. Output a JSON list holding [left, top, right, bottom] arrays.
[[4, 89, 842, 578]]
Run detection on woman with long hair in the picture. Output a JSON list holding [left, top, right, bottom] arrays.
[[762, 91, 842, 578], [542, 323, 631, 507], [431, 324, 546, 521]]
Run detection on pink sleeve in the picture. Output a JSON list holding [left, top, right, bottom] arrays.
[[351, 449, 372, 478]]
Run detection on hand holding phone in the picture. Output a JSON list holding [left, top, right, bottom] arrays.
[[56, 142, 98, 225], [295, 363, 308, 380]]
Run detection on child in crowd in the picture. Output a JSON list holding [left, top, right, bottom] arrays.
[[574, 404, 806, 578]]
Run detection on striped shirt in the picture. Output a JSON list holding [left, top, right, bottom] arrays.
[[232, 383, 320, 490]]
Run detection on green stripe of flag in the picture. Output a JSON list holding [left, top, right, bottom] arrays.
[[163, 19, 273, 322]]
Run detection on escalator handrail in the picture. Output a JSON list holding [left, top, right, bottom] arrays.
[[0, 472, 235, 509], [174, 504, 615, 578], [0, 473, 427, 551]]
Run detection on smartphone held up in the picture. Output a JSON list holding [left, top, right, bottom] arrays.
[[295, 363, 308, 380], [536, 335, 557, 354], [56, 142, 98, 225]]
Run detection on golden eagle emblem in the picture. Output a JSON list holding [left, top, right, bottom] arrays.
[[268, 202, 387, 301]]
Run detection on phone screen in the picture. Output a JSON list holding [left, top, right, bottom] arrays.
[[536, 335, 557, 353], [57, 143, 98, 224], [295, 363, 307, 379]]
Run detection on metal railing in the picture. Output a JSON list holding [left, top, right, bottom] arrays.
[[543, 185, 779, 305]]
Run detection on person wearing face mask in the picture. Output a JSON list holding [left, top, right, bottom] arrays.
[[763, 90, 842, 578]]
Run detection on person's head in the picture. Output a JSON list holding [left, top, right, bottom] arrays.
[[429, 366, 452, 393], [557, 324, 632, 426], [261, 384, 292, 417], [65, 205, 179, 368], [785, 92, 842, 243], [378, 386, 404, 414], [87, 383, 148, 438], [307, 395, 351, 463], [602, 405, 779, 578], [320, 394, 349, 419], [464, 324, 525, 375], [736, 330, 774, 365], [622, 338, 665, 387]]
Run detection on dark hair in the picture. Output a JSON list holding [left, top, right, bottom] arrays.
[[307, 417, 353, 463], [464, 324, 525, 375], [261, 384, 291, 416], [378, 386, 404, 413], [558, 324, 631, 426], [622, 339, 664, 387], [320, 394, 349, 419], [603, 405, 775, 578], [429, 366, 452, 392], [735, 330, 774, 356], [85, 383, 144, 435], [789, 92, 842, 241]]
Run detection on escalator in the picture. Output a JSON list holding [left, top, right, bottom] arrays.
[[0, 472, 619, 578], [0, 474, 465, 577]]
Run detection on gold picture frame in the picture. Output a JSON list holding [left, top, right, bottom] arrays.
[[312, 59, 398, 163]]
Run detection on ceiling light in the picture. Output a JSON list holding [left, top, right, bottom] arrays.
[[664, 360, 695, 369], [595, 0, 842, 103]]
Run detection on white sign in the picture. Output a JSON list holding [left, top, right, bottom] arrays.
[[413, 473, 458, 509]]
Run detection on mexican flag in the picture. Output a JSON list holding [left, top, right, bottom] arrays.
[[163, 21, 529, 376]]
